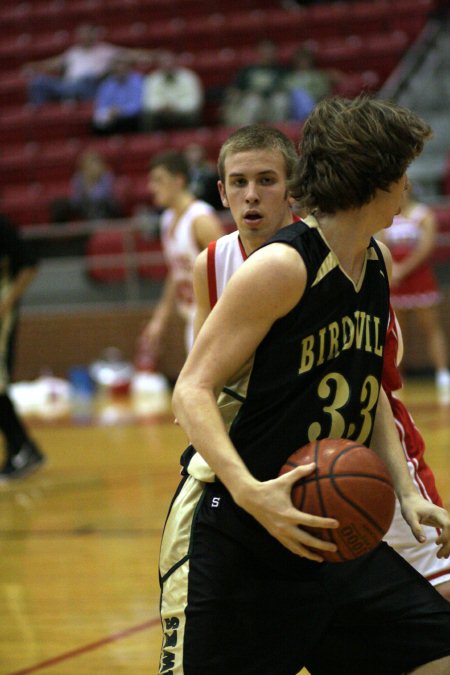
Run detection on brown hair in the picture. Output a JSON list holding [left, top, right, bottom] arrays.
[[149, 150, 190, 182], [217, 125, 297, 182], [290, 94, 432, 213]]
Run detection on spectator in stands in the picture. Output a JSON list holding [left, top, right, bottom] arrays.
[[23, 23, 153, 106], [221, 39, 290, 126], [379, 181, 450, 395], [0, 214, 45, 482], [184, 142, 224, 211], [50, 150, 121, 223], [282, 45, 333, 121], [91, 53, 144, 135], [141, 51, 204, 131]]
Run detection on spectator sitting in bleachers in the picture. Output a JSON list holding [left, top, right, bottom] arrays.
[[141, 50, 204, 131], [282, 45, 334, 121], [50, 150, 121, 223], [23, 23, 153, 106], [91, 53, 144, 135], [221, 39, 290, 127]]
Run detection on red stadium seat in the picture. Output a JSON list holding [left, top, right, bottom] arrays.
[[135, 234, 167, 281], [0, 142, 38, 185], [85, 229, 129, 282], [1, 182, 51, 226]]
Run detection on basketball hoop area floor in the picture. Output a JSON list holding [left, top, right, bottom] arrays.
[[0, 379, 449, 674]]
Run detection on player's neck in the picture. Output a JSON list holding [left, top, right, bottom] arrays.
[[171, 191, 195, 217], [315, 211, 372, 282]]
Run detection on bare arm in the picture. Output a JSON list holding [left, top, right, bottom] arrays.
[[375, 240, 450, 556], [192, 213, 224, 251], [173, 244, 339, 561], [371, 389, 450, 557], [192, 248, 211, 340], [0, 267, 38, 318], [377, 208, 437, 285], [141, 274, 176, 358], [393, 207, 436, 284]]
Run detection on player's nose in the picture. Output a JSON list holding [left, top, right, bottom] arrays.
[[245, 182, 260, 203]]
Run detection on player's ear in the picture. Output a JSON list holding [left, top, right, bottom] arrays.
[[218, 181, 229, 208]]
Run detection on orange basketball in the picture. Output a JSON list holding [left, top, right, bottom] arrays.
[[279, 438, 396, 563]]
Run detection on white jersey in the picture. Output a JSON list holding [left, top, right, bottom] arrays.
[[161, 199, 215, 348], [206, 230, 247, 307]]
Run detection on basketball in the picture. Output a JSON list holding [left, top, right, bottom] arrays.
[[279, 438, 396, 563]]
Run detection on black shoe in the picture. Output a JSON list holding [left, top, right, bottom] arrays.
[[0, 443, 46, 482]]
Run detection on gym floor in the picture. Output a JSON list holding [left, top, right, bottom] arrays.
[[0, 379, 449, 674]]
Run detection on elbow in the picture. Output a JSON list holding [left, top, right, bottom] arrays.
[[172, 376, 190, 420]]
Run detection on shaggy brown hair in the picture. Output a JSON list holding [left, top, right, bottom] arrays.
[[290, 94, 432, 213]]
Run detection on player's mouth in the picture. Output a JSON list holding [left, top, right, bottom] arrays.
[[243, 210, 263, 226]]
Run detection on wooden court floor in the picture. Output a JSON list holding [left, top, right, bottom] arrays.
[[0, 380, 449, 674]]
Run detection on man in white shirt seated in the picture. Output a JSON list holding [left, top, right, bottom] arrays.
[[141, 50, 204, 131]]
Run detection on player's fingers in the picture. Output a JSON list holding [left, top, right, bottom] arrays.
[[296, 527, 338, 553], [409, 520, 426, 543], [281, 462, 316, 484], [421, 507, 450, 531], [296, 512, 339, 530], [284, 529, 337, 562], [435, 530, 450, 558], [401, 504, 426, 543]]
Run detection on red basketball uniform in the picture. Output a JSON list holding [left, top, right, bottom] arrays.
[[382, 306, 450, 586], [384, 205, 441, 309]]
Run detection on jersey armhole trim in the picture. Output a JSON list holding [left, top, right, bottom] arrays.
[[207, 240, 218, 309]]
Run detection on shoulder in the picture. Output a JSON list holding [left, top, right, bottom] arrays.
[[160, 209, 172, 229], [190, 200, 215, 217], [194, 247, 208, 276], [247, 241, 306, 287], [226, 243, 307, 318], [262, 219, 309, 250]]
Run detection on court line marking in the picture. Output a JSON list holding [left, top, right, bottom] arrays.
[[9, 616, 160, 675]]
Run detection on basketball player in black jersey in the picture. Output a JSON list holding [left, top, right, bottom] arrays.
[[158, 96, 450, 675]]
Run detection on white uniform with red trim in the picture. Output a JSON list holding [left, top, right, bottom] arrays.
[[161, 199, 216, 351], [381, 307, 450, 586], [205, 233, 450, 587]]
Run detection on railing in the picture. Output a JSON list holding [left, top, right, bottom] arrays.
[[20, 212, 234, 312]]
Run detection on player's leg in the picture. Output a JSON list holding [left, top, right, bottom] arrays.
[[0, 319, 45, 481], [163, 480, 332, 675], [305, 543, 450, 675], [384, 398, 450, 599], [385, 495, 450, 602]]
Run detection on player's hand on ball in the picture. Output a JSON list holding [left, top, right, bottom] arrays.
[[237, 463, 339, 563], [401, 493, 450, 558]]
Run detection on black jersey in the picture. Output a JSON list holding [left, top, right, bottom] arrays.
[[228, 217, 390, 481]]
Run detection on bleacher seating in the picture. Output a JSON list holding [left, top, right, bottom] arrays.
[[0, 0, 439, 228]]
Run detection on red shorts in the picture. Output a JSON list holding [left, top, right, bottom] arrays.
[[391, 251, 441, 309]]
